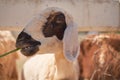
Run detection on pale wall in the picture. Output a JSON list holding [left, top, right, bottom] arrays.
[[0, 0, 119, 31]]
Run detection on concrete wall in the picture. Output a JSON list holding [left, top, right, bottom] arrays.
[[0, 0, 119, 31]]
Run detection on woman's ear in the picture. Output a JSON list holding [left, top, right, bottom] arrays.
[[63, 21, 80, 62]]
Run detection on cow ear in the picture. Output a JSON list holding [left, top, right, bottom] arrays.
[[63, 22, 80, 62]]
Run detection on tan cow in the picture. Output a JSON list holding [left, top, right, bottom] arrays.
[[79, 34, 120, 80], [0, 31, 18, 80]]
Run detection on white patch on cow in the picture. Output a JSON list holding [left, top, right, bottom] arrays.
[[99, 49, 105, 67], [92, 35, 110, 44], [23, 54, 56, 80]]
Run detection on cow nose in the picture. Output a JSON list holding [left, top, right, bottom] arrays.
[[16, 31, 41, 49]]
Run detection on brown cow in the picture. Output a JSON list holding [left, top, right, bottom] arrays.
[[79, 34, 120, 80], [0, 31, 18, 80], [16, 7, 80, 80]]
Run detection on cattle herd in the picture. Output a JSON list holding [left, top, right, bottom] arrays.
[[0, 7, 120, 80]]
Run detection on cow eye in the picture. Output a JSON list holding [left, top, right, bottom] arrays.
[[55, 15, 65, 24]]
